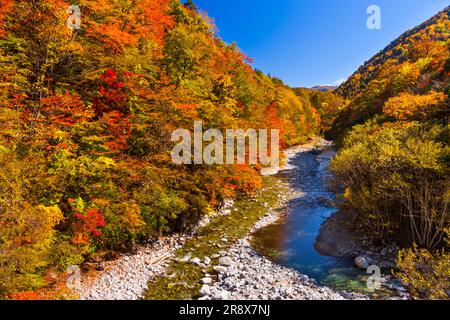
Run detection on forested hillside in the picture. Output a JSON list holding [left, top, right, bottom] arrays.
[[293, 88, 344, 135], [330, 6, 449, 137], [0, 0, 339, 297], [329, 6, 449, 299]]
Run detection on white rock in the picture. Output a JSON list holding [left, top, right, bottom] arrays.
[[191, 257, 201, 265], [213, 266, 228, 273], [199, 284, 211, 297], [204, 257, 211, 265], [214, 290, 230, 300], [219, 256, 233, 266], [201, 277, 213, 284], [180, 253, 192, 262]]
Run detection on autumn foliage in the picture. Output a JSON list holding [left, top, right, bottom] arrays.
[[331, 7, 450, 138], [383, 91, 448, 121], [72, 208, 107, 245], [0, 0, 326, 297]]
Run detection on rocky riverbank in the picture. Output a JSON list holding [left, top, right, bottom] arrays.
[[78, 235, 186, 300], [315, 210, 398, 269], [78, 138, 370, 301], [196, 219, 366, 300], [315, 207, 410, 298], [78, 201, 234, 300], [194, 139, 368, 300], [198, 239, 349, 300]]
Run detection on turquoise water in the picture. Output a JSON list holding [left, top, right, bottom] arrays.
[[251, 147, 396, 297]]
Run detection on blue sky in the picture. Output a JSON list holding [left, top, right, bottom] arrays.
[[184, 0, 449, 88]]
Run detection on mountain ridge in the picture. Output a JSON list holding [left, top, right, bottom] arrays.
[[336, 5, 450, 100], [329, 5, 449, 138]]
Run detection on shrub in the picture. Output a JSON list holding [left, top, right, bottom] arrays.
[[329, 121, 449, 248], [397, 230, 450, 299]]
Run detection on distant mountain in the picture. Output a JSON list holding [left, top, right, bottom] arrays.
[[311, 85, 337, 93]]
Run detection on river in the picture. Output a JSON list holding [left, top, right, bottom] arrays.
[[251, 145, 398, 297]]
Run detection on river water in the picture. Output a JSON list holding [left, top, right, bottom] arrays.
[[251, 146, 395, 297]]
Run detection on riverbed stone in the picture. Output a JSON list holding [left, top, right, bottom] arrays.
[[214, 290, 230, 300], [219, 256, 233, 266], [213, 266, 228, 273], [180, 253, 191, 262], [354, 256, 371, 269], [199, 284, 210, 296], [201, 277, 213, 285]]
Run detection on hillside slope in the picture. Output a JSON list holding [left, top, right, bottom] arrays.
[[329, 6, 449, 138]]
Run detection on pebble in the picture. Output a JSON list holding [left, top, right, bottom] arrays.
[[213, 266, 228, 274], [214, 290, 230, 300], [199, 284, 211, 296], [78, 234, 187, 300], [219, 256, 233, 266], [201, 277, 213, 285], [180, 253, 192, 262]]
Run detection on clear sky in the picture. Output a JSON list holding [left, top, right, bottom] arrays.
[[184, 0, 449, 88]]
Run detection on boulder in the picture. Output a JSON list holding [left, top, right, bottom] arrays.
[[354, 256, 371, 269]]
